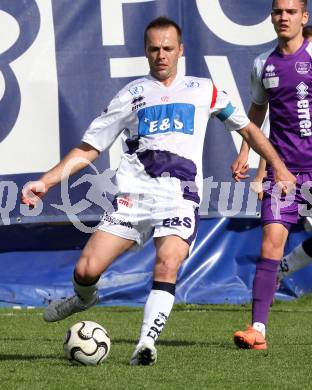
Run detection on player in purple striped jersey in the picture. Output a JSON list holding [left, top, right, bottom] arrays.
[[232, 0, 310, 350], [277, 26, 312, 286], [22, 16, 294, 364], [240, 26, 312, 286]]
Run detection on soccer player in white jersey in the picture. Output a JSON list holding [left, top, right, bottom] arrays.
[[22, 16, 294, 365], [232, 0, 311, 350]]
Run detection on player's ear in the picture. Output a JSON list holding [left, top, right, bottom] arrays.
[[179, 43, 184, 57]]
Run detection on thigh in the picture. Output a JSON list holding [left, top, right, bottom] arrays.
[[154, 235, 190, 265], [77, 230, 135, 275]]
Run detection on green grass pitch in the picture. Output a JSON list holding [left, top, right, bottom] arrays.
[[1, 297, 312, 390]]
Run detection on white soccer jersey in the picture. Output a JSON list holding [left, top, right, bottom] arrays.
[[261, 112, 270, 138], [82, 73, 249, 205]]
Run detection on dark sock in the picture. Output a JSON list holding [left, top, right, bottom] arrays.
[[73, 270, 99, 286], [152, 281, 176, 296]]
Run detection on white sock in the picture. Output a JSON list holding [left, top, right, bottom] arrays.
[[279, 243, 312, 280], [252, 322, 266, 337], [73, 275, 99, 304], [138, 289, 175, 346]]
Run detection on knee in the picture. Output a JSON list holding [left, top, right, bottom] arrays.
[[75, 255, 101, 283], [155, 252, 183, 280], [261, 237, 284, 259]]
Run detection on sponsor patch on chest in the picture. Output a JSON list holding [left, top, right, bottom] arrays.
[[295, 62, 311, 75], [137, 103, 195, 136]]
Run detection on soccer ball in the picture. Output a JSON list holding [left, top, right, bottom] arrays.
[[63, 321, 111, 365]]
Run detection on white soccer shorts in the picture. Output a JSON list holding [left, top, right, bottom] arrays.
[[98, 193, 199, 247]]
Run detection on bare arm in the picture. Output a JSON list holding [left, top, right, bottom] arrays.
[[232, 102, 268, 181], [250, 156, 267, 200], [21, 143, 100, 206], [40, 143, 99, 188], [255, 157, 267, 180], [248, 102, 268, 128], [239, 122, 279, 168], [238, 122, 296, 191], [231, 138, 250, 181]]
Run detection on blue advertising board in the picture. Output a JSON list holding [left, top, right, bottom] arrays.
[[1, 1, 312, 306], [1, 0, 302, 225]]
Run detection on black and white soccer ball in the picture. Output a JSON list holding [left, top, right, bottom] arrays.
[[63, 321, 111, 365]]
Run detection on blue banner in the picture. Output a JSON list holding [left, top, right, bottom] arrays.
[[0, 218, 310, 307]]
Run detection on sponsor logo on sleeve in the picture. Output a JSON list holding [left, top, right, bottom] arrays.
[[185, 80, 200, 88], [128, 85, 144, 96]]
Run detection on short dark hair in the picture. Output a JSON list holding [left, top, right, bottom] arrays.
[[144, 16, 182, 46], [272, 0, 307, 11], [303, 24, 312, 38]]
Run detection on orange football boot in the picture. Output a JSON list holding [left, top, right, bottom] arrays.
[[233, 325, 267, 350]]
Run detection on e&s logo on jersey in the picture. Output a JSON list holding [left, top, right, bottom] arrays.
[[137, 103, 195, 136]]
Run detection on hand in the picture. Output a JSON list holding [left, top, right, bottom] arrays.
[[250, 175, 264, 200], [231, 163, 250, 182], [274, 167, 296, 196], [231, 152, 250, 182], [21, 180, 48, 207]]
